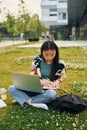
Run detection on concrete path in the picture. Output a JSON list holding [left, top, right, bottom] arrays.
[[17, 40, 87, 48], [0, 40, 26, 48], [0, 40, 87, 48]]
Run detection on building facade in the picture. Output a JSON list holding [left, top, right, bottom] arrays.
[[41, 0, 68, 26]]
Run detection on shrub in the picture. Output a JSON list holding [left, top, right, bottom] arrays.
[[28, 37, 39, 42]]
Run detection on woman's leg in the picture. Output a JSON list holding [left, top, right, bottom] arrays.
[[8, 85, 56, 109], [8, 85, 32, 106], [31, 89, 56, 103]]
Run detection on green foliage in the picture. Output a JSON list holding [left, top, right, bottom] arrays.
[[58, 32, 63, 40], [0, 0, 49, 40], [27, 14, 42, 36], [17, 0, 30, 33], [5, 13, 20, 37]]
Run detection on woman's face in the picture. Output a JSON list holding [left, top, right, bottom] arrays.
[[42, 49, 56, 64]]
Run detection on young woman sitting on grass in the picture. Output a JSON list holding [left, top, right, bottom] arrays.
[[8, 40, 66, 110]]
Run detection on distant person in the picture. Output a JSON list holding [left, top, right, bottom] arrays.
[[20, 33, 24, 40], [8, 40, 66, 110], [46, 31, 50, 40]]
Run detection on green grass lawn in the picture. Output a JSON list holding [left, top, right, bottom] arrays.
[[0, 43, 87, 130]]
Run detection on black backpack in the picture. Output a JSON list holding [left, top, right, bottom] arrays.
[[51, 94, 87, 114]]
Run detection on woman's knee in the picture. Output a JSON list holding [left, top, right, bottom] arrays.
[[8, 85, 16, 94], [45, 89, 56, 100]]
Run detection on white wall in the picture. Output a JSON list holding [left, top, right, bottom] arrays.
[[41, 0, 68, 26]]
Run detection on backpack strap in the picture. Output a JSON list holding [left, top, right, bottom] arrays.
[[58, 88, 70, 94]]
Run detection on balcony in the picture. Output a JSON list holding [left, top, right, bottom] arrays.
[[57, 3, 67, 8], [41, 0, 57, 7], [41, 15, 68, 25], [57, 19, 68, 25]]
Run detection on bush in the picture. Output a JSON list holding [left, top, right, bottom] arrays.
[[28, 37, 39, 42]]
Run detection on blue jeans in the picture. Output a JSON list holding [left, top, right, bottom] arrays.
[[8, 85, 57, 106]]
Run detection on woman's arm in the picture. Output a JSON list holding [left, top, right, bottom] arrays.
[[54, 68, 66, 89], [30, 55, 42, 77]]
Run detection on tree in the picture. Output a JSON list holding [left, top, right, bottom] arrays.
[[17, 0, 30, 33], [28, 14, 49, 37], [5, 12, 19, 40], [5, 0, 30, 40], [1, 0, 50, 41], [28, 14, 39, 36]]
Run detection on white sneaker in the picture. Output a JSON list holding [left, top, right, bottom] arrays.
[[30, 103, 49, 110], [12, 99, 18, 103]]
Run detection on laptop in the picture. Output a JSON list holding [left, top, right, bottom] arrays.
[[11, 71, 43, 93]]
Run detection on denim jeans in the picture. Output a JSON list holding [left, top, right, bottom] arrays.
[[8, 85, 57, 106]]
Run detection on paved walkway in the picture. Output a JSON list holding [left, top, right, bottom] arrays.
[[0, 40, 26, 48], [17, 40, 87, 48], [0, 40, 87, 48]]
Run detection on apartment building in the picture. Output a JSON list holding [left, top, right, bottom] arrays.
[[41, 0, 68, 26]]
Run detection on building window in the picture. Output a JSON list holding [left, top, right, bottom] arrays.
[[49, 8, 57, 16], [58, 12, 66, 19], [58, 0, 67, 3], [49, 14, 57, 16], [49, 8, 57, 12]]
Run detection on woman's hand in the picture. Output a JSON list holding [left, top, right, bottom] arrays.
[[40, 79, 53, 87], [54, 80, 60, 89], [40, 79, 60, 89]]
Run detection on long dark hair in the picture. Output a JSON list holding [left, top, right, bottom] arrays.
[[41, 40, 59, 81]]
